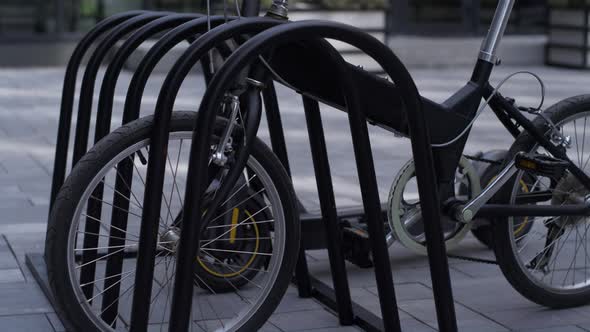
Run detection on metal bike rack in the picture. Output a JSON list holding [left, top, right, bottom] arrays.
[[28, 3, 460, 332], [136, 16, 458, 331], [25, 5, 264, 330]]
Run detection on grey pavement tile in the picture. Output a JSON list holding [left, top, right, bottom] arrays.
[[275, 287, 323, 313], [399, 299, 509, 331], [0, 248, 20, 270], [348, 287, 414, 321], [269, 309, 341, 331], [259, 322, 283, 331], [0, 282, 53, 316], [0, 268, 25, 283], [485, 306, 590, 330], [45, 313, 65, 332], [516, 326, 587, 332], [301, 327, 362, 332], [366, 282, 434, 302], [0, 198, 33, 209], [399, 320, 437, 332], [0, 314, 55, 332], [0, 205, 48, 225], [449, 262, 501, 279], [450, 276, 536, 313], [308, 258, 474, 290], [3, 233, 46, 261]]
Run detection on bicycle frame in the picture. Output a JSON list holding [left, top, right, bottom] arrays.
[[264, 0, 590, 221]]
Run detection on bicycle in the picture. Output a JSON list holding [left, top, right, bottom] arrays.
[[46, 0, 590, 330]]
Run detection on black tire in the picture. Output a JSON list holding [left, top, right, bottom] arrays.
[[469, 150, 534, 249], [492, 95, 590, 308], [46, 112, 300, 331]]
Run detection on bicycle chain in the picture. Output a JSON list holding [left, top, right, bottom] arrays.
[[447, 254, 498, 265], [463, 154, 502, 166]]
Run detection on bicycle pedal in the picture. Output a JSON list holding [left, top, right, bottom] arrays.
[[342, 226, 373, 268], [514, 152, 568, 179]]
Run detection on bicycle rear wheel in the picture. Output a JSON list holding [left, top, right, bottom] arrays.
[[493, 95, 590, 308], [46, 112, 300, 331]]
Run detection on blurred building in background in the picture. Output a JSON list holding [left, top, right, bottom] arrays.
[[0, 0, 553, 66]]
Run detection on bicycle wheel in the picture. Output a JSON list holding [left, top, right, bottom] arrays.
[[468, 150, 534, 249], [493, 95, 590, 308], [46, 112, 300, 331]]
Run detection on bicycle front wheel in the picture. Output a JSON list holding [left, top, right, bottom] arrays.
[[46, 112, 300, 331]]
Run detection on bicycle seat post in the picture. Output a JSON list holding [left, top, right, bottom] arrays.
[[478, 0, 515, 65]]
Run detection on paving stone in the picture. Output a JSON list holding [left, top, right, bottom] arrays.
[[0, 248, 20, 270], [259, 322, 283, 331], [516, 326, 587, 332], [485, 306, 590, 330], [0, 282, 53, 316], [366, 282, 433, 302], [0, 268, 25, 283], [275, 287, 323, 313], [45, 313, 65, 332], [348, 287, 413, 320], [450, 276, 536, 313], [399, 299, 509, 331], [304, 328, 362, 332], [269, 309, 339, 331], [0, 206, 49, 225], [0, 314, 54, 331]]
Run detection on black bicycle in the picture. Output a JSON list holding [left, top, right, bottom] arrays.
[[46, 0, 590, 331]]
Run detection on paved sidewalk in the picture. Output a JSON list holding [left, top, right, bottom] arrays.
[[0, 65, 590, 331]]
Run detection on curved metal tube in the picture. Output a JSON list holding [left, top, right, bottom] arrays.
[[105, 19, 237, 305], [72, 12, 168, 165], [176, 20, 452, 332], [93, 13, 202, 324], [73, 11, 169, 304], [121, 15, 232, 124], [95, 13, 201, 143], [127, 17, 280, 331], [48, 10, 146, 212]]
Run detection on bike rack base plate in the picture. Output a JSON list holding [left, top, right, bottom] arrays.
[[308, 276, 383, 332]]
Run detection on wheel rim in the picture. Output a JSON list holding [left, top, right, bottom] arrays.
[[66, 131, 286, 331], [508, 111, 590, 294]]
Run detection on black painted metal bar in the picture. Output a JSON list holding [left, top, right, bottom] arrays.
[[241, 0, 262, 17], [76, 11, 168, 303], [127, 17, 280, 331], [105, 20, 236, 323], [109, 20, 232, 324], [94, 13, 201, 324], [180, 22, 383, 331], [310, 277, 383, 332], [121, 15, 231, 125], [180, 19, 455, 331], [72, 12, 167, 165], [262, 83, 313, 297], [263, 82, 291, 176], [95, 13, 201, 143], [303, 96, 354, 325], [48, 10, 146, 215]]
